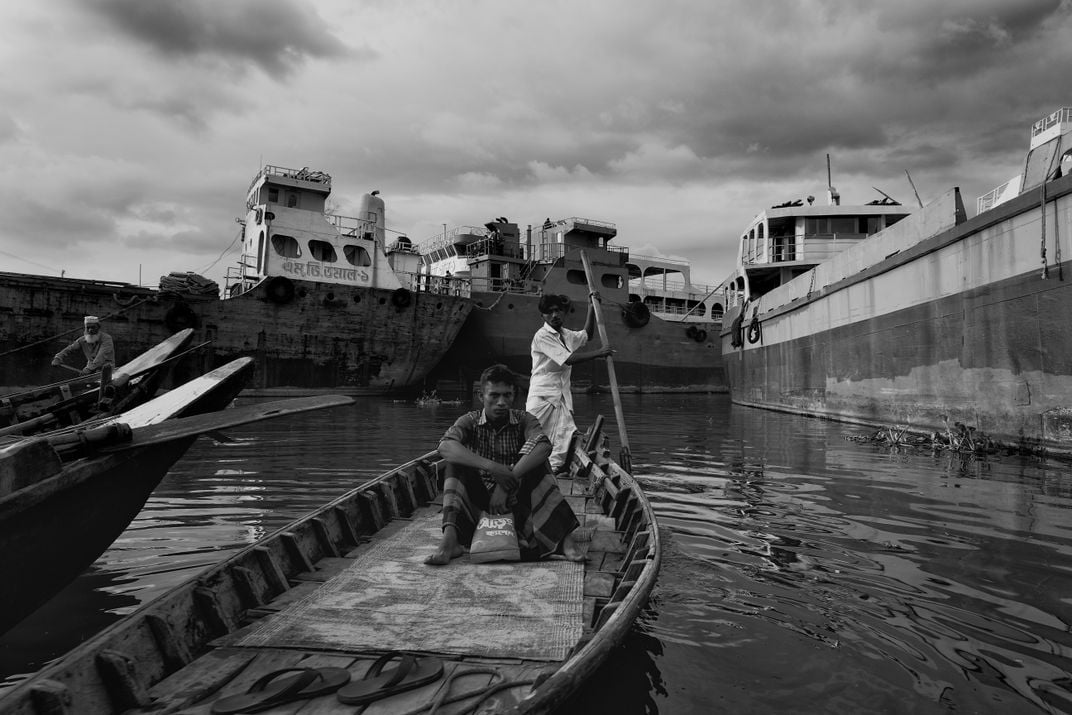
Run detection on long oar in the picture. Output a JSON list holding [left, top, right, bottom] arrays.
[[47, 395, 355, 456], [579, 250, 631, 473]]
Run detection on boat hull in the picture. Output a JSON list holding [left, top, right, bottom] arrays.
[[0, 274, 472, 395], [0, 360, 252, 634], [434, 293, 725, 393], [722, 173, 1072, 455]]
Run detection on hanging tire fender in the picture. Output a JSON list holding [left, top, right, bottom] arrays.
[[391, 287, 412, 309], [164, 302, 198, 332], [621, 300, 650, 328], [746, 315, 762, 344], [266, 276, 295, 304]]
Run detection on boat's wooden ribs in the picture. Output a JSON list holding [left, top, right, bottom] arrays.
[[144, 613, 193, 671], [96, 649, 151, 711]]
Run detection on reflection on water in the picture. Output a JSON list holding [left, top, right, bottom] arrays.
[[3, 394, 1072, 713]]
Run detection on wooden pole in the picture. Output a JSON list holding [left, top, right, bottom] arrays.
[[579, 250, 631, 472]]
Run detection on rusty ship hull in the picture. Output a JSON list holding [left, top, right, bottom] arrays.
[[420, 216, 725, 393], [0, 271, 471, 395]]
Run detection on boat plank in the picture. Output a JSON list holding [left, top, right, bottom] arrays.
[[292, 556, 358, 583]]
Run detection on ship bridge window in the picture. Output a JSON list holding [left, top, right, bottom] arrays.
[[601, 274, 624, 289], [287, 192, 299, 208], [271, 234, 301, 258], [344, 245, 372, 266], [268, 188, 279, 203], [309, 240, 337, 262]]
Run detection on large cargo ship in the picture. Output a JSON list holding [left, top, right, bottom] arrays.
[[719, 107, 1072, 455], [418, 216, 725, 393], [0, 166, 472, 394]]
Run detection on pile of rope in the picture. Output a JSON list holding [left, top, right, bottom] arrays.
[[159, 271, 219, 298]]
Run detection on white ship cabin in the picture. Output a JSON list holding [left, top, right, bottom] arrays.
[[627, 254, 722, 323], [226, 165, 427, 297], [417, 216, 624, 297], [721, 191, 911, 310], [977, 106, 1072, 214]]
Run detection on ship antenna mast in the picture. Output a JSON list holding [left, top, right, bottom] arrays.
[[904, 169, 924, 208], [826, 154, 840, 205]]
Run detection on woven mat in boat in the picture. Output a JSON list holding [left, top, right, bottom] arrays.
[[234, 513, 584, 661]]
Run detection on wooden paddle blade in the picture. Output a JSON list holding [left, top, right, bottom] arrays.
[[96, 395, 355, 452]]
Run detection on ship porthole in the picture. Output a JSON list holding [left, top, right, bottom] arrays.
[[353, 294, 361, 304]]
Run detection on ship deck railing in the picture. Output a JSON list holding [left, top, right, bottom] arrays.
[[325, 212, 379, 237], [247, 165, 332, 197], [630, 276, 716, 298], [742, 232, 868, 265], [417, 226, 492, 254]]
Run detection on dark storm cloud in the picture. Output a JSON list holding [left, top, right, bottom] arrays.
[[88, 0, 360, 76], [642, 0, 1072, 185]]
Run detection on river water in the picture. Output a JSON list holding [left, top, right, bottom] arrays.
[[2, 394, 1071, 714]]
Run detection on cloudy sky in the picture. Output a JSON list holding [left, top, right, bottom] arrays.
[[1, 0, 1070, 291]]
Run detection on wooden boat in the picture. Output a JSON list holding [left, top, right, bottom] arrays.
[[0, 357, 261, 636], [0, 328, 198, 439], [0, 417, 660, 714]]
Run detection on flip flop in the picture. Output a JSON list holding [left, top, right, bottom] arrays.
[[336, 652, 445, 705], [211, 666, 351, 714]]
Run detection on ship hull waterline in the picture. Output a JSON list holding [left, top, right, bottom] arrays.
[[721, 173, 1072, 456], [436, 293, 725, 394]]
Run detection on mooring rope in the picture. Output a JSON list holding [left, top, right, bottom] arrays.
[[1041, 180, 1049, 279]]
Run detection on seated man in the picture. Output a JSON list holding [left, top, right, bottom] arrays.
[[51, 315, 115, 375], [426, 363, 585, 566]]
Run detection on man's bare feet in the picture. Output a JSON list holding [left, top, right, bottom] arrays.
[[425, 543, 465, 566], [561, 531, 585, 562], [425, 526, 465, 566]]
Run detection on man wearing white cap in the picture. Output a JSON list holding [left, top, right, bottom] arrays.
[[51, 316, 115, 375]]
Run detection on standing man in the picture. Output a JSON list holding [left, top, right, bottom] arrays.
[[426, 363, 584, 566], [52, 315, 115, 375], [526, 293, 613, 473]]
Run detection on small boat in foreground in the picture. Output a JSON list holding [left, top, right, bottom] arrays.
[[0, 357, 353, 637], [0, 418, 660, 713]]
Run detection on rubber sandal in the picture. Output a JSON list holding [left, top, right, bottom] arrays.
[[210, 668, 318, 714], [210, 666, 351, 714], [337, 652, 445, 706], [427, 667, 504, 715]]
